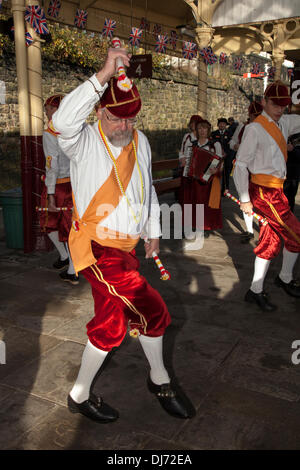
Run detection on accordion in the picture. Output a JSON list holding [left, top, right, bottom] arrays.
[[188, 146, 222, 183]]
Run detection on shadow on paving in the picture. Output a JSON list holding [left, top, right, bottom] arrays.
[[0, 186, 300, 450]]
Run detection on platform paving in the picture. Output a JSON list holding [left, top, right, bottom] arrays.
[[0, 189, 300, 450]]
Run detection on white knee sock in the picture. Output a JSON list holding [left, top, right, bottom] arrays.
[[250, 256, 271, 293], [279, 248, 299, 284], [243, 213, 254, 234], [139, 334, 170, 385], [70, 340, 108, 403], [64, 242, 76, 275], [48, 231, 68, 260]]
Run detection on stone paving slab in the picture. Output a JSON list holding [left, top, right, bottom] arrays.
[[0, 384, 57, 450], [173, 382, 300, 450]]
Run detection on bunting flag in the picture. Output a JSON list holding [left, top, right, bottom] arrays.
[[219, 52, 228, 65], [251, 62, 261, 74], [74, 9, 88, 29], [288, 68, 294, 79], [0, 0, 2, 10], [170, 30, 178, 50], [10, 27, 33, 46], [199, 46, 217, 64], [47, 0, 61, 18], [155, 34, 168, 53], [233, 57, 243, 71], [268, 66, 276, 80], [129, 27, 143, 47], [25, 31, 33, 46], [25, 5, 49, 35], [153, 23, 162, 37], [102, 18, 116, 38], [182, 41, 197, 60], [140, 17, 150, 32]]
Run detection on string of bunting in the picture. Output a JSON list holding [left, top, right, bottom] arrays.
[[27, 5, 292, 78]]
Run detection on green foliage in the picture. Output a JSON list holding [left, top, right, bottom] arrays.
[[42, 23, 108, 70]]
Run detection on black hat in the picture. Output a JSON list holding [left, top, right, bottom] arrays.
[[218, 118, 228, 125]]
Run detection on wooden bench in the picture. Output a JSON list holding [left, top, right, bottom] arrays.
[[152, 158, 181, 195]]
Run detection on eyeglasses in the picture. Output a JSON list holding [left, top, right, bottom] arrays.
[[104, 110, 137, 125]]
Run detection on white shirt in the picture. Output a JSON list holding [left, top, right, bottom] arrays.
[[43, 131, 70, 194], [52, 74, 161, 239], [229, 123, 244, 150], [179, 132, 197, 160], [233, 110, 300, 202]]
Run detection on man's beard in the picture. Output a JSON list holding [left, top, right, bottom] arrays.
[[107, 129, 133, 147]]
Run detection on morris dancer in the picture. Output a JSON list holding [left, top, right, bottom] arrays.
[[52, 47, 193, 422], [41, 95, 78, 285], [230, 101, 263, 243], [233, 81, 300, 312]]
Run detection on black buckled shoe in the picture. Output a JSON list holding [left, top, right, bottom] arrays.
[[240, 231, 254, 244], [147, 377, 193, 419], [274, 275, 300, 298], [67, 393, 119, 423], [53, 257, 69, 270], [244, 289, 277, 312]]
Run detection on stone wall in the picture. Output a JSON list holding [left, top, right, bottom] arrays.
[[0, 53, 266, 190]]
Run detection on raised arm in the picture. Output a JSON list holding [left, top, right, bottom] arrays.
[[52, 47, 131, 163]]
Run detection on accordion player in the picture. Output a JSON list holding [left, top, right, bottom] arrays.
[[188, 145, 223, 183]]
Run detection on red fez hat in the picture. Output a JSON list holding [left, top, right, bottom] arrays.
[[264, 81, 291, 106], [100, 77, 141, 119], [248, 101, 263, 116], [44, 94, 64, 108]]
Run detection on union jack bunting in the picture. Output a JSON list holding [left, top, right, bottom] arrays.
[[153, 23, 162, 37], [102, 18, 116, 38], [268, 66, 276, 80], [0, 0, 2, 10], [182, 41, 197, 60], [25, 6, 49, 35], [199, 46, 217, 64], [155, 34, 168, 53], [25, 31, 33, 46], [10, 27, 33, 46], [140, 17, 150, 32], [170, 30, 177, 50], [129, 27, 143, 47], [233, 57, 243, 71], [251, 62, 261, 74], [219, 52, 228, 65], [288, 68, 294, 79], [74, 9, 88, 29], [47, 0, 61, 18]]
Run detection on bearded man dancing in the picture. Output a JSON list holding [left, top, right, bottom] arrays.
[[52, 45, 193, 422]]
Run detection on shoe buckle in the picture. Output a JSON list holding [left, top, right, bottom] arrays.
[[157, 384, 176, 398]]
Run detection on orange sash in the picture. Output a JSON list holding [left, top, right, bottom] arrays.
[[254, 114, 287, 162], [68, 130, 140, 274], [250, 114, 287, 189]]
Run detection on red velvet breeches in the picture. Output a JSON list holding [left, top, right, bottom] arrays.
[[249, 182, 300, 260], [39, 182, 73, 242], [81, 242, 171, 352]]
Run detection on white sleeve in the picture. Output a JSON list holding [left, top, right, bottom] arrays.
[[179, 133, 191, 159], [52, 74, 108, 163], [233, 124, 258, 203], [229, 123, 243, 150], [43, 132, 59, 194], [285, 114, 300, 137], [214, 141, 223, 158], [141, 136, 161, 239]]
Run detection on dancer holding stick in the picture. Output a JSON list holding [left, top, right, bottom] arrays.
[[233, 81, 300, 312]]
